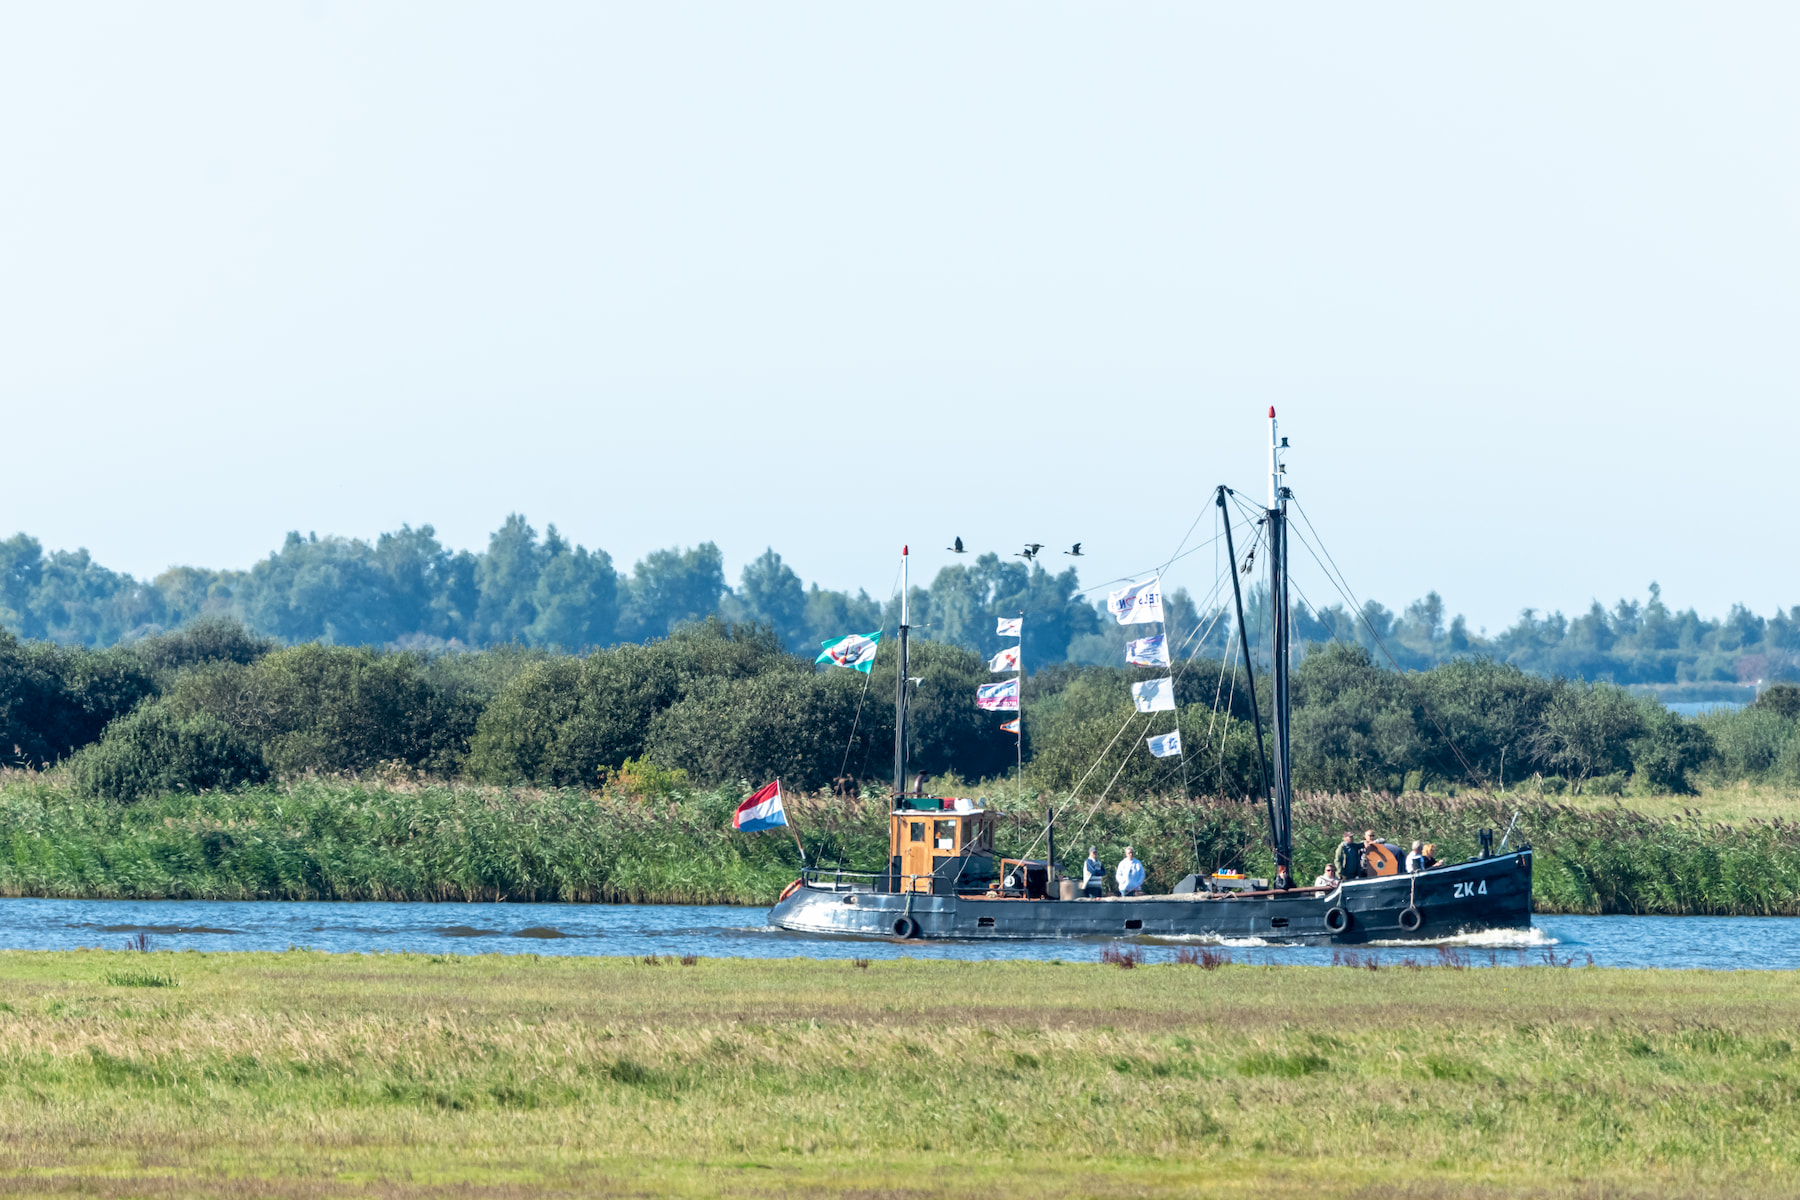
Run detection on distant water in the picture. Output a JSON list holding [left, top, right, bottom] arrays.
[[0, 899, 1794, 970], [1665, 700, 1745, 716]]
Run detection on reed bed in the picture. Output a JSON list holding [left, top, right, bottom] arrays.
[[1, 775, 1799, 914], [0, 951, 1794, 1198]]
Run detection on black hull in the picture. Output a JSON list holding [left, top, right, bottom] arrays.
[[769, 850, 1532, 944]]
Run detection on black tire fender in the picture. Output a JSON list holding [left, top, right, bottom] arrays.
[[892, 916, 917, 939], [1398, 905, 1423, 932], [1324, 906, 1350, 933]]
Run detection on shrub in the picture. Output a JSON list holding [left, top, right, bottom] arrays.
[[0, 631, 156, 767], [130, 617, 273, 677], [644, 667, 881, 792], [600, 756, 691, 798], [464, 622, 1012, 790], [466, 651, 675, 787], [1629, 705, 1711, 794], [69, 702, 267, 801], [1697, 705, 1795, 784], [167, 645, 473, 776]]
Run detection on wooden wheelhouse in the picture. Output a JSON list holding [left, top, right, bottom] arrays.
[[884, 797, 999, 894]]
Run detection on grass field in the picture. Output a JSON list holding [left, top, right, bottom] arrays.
[[1565, 779, 1800, 824], [0, 951, 1795, 1198]]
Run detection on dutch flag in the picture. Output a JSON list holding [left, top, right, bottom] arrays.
[[732, 780, 787, 831]]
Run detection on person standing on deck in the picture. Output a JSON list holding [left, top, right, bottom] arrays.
[[1081, 848, 1106, 898], [1115, 847, 1146, 896], [1333, 833, 1360, 880], [1361, 830, 1383, 874]]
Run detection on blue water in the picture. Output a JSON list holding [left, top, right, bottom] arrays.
[[0, 899, 1794, 970], [1665, 701, 1746, 716]]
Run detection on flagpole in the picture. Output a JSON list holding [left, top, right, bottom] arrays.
[[1015, 609, 1024, 833], [785, 802, 807, 869]]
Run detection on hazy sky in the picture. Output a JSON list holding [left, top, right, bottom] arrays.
[[2, 3, 1795, 633]]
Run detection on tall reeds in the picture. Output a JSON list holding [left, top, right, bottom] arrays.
[[0, 777, 1795, 913]]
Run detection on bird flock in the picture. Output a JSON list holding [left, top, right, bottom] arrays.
[[946, 537, 1082, 561]]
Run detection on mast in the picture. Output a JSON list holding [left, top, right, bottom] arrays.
[[1267, 408, 1292, 872], [1216, 486, 1275, 856], [894, 545, 910, 800]]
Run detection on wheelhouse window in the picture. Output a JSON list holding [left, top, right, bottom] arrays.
[[934, 820, 957, 850], [910, 822, 927, 843]]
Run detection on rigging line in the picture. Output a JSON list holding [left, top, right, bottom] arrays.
[[1286, 574, 1348, 651], [1154, 506, 1209, 581], [844, 558, 906, 785], [1204, 618, 1235, 767], [1219, 627, 1253, 825], [1055, 593, 1235, 856], [1062, 712, 1159, 848], [1289, 499, 1491, 790], [1014, 504, 1252, 865], [1064, 527, 1230, 598], [1015, 566, 1237, 865]]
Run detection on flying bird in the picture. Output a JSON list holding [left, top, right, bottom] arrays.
[[1063, 543, 1083, 557], [947, 536, 966, 554], [1015, 543, 1044, 561]]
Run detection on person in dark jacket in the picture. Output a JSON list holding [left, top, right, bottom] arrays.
[[1081, 848, 1106, 897], [1333, 832, 1360, 880]]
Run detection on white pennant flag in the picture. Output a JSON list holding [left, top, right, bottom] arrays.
[[996, 616, 1022, 638], [1108, 577, 1165, 625], [977, 678, 1020, 711], [1132, 677, 1177, 713], [988, 645, 1020, 673], [999, 718, 1020, 734], [1125, 633, 1169, 667], [1146, 730, 1182, 758]]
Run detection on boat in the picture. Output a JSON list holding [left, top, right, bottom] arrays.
[[769, 410, 1533, 944]]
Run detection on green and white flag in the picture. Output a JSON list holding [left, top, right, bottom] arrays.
[[816, 631, 882, 673]]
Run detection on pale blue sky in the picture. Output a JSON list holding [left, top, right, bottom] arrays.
[[2, 3, 1795, 632]]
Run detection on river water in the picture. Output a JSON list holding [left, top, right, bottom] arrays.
[[0, 899, 1794, 970]]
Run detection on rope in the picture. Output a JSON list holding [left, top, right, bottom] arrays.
[[843, 557, 906, 786], [1052, 554, 1239, 856], [1289, 498, 1491, 790]]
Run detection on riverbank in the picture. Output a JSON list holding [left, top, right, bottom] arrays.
[[1, 951, 1795, 1198], [2, 774, 1798, 914]]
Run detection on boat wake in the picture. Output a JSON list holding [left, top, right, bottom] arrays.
[[1367, 926, 1558, 950]]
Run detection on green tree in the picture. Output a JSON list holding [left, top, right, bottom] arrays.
[[69, 701, 268, 802], [527, 531, 618, 650], [1289, 642, 1421, 792], [168, 645, 473, 775], [1528, 682, 1644, 791], [729, 549, 808, 652], [474, 515, 546, 644], [617, 544, 727, 641], [466, 621, 780, 786]]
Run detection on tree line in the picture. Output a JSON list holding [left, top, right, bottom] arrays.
[[6, 617, 1798, 805], [4, 520, 1798, 689]]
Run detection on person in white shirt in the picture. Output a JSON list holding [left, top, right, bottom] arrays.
[[1115, 846, 1146, 896], [1081, 848, 1106, 897], [1405, 840, 1425, 873]]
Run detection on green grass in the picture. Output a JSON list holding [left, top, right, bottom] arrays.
[[0, 951, 1795, 1198], [4, 773, 1800, 914], [1566, 779, 1800, 823]]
